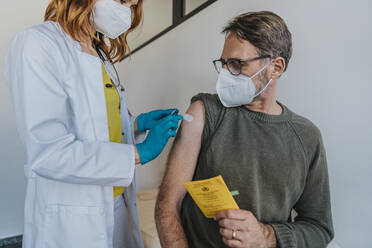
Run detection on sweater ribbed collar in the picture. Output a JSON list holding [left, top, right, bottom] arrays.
[[239, 101, 291, 123]]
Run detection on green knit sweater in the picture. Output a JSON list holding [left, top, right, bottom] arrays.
[[181, 94, 334, 248]]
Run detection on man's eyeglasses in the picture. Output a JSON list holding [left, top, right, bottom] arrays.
[[213, 55, 271, 76]]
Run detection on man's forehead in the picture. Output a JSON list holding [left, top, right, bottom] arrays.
[[130, 0, 139, 4], [222, 34, 258, 59]]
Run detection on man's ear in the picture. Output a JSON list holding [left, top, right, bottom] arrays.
[[270, 57, 286, 79]]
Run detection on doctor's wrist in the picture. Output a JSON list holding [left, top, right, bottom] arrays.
[[134, 145, 141, 165]]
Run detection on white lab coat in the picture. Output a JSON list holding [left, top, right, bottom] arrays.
[[4, 21, 145, 248]]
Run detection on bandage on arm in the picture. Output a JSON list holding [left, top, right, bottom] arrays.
[[183, 113, 194, 122], [171, 109, 193, 122]]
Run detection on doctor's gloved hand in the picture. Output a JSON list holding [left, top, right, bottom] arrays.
[[136, 109, 179, 133], [136, 114, 182, 165]]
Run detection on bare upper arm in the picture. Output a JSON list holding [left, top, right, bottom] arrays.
[[157, 100, 205, 211]]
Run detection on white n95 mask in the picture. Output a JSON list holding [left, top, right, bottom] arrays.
[[93, 0, 132, 39], [216, 63, 273, 108]]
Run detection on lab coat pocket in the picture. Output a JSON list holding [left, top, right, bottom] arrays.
[[44, 204, 106, 248]]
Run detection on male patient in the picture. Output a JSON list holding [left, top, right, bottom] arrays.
[[155, 11, 334, 248]]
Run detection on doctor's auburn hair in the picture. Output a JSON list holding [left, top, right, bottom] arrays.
[[223, 11, 293, 72], [44, 0, 143, 63]]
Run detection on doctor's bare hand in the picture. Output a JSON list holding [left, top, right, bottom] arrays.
[[215, 209, 277, 248]]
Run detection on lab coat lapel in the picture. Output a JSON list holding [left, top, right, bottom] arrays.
[[119, 89, 134, 145]]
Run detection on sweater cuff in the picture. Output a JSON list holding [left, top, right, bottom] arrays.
[[270, 223, 296, 248]]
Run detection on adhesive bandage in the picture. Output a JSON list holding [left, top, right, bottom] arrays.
[[183, 113, 194, 122]]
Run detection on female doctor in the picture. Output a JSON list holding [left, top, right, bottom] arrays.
[[4, 0, 183, 247]]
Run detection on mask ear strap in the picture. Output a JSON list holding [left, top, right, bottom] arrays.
[[252, 60, 273, 97], [251, 60, 270, 79], [254, 78, 273, 97]]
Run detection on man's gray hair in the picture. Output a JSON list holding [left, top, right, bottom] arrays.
[[222, 11, 293, 72]]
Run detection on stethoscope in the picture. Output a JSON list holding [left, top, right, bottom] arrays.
[[95, 44, 125, 92]]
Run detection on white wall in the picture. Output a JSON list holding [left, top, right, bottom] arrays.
[[127, 0, 173, 50], [1, 0, 371, 247], [118, 0, 372, 247]]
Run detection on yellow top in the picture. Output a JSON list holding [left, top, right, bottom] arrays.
[[101, 63, 125, 198]]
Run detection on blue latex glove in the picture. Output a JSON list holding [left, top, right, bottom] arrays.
[[136, 114, 182, 165], [137, 109, 179, 133]]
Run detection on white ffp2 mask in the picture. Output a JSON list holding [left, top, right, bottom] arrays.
[[93, 0, 132, 39], [216, 63, 272, 108]]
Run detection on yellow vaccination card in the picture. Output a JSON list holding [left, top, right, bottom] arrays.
[[184, 175, 239, 218]]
